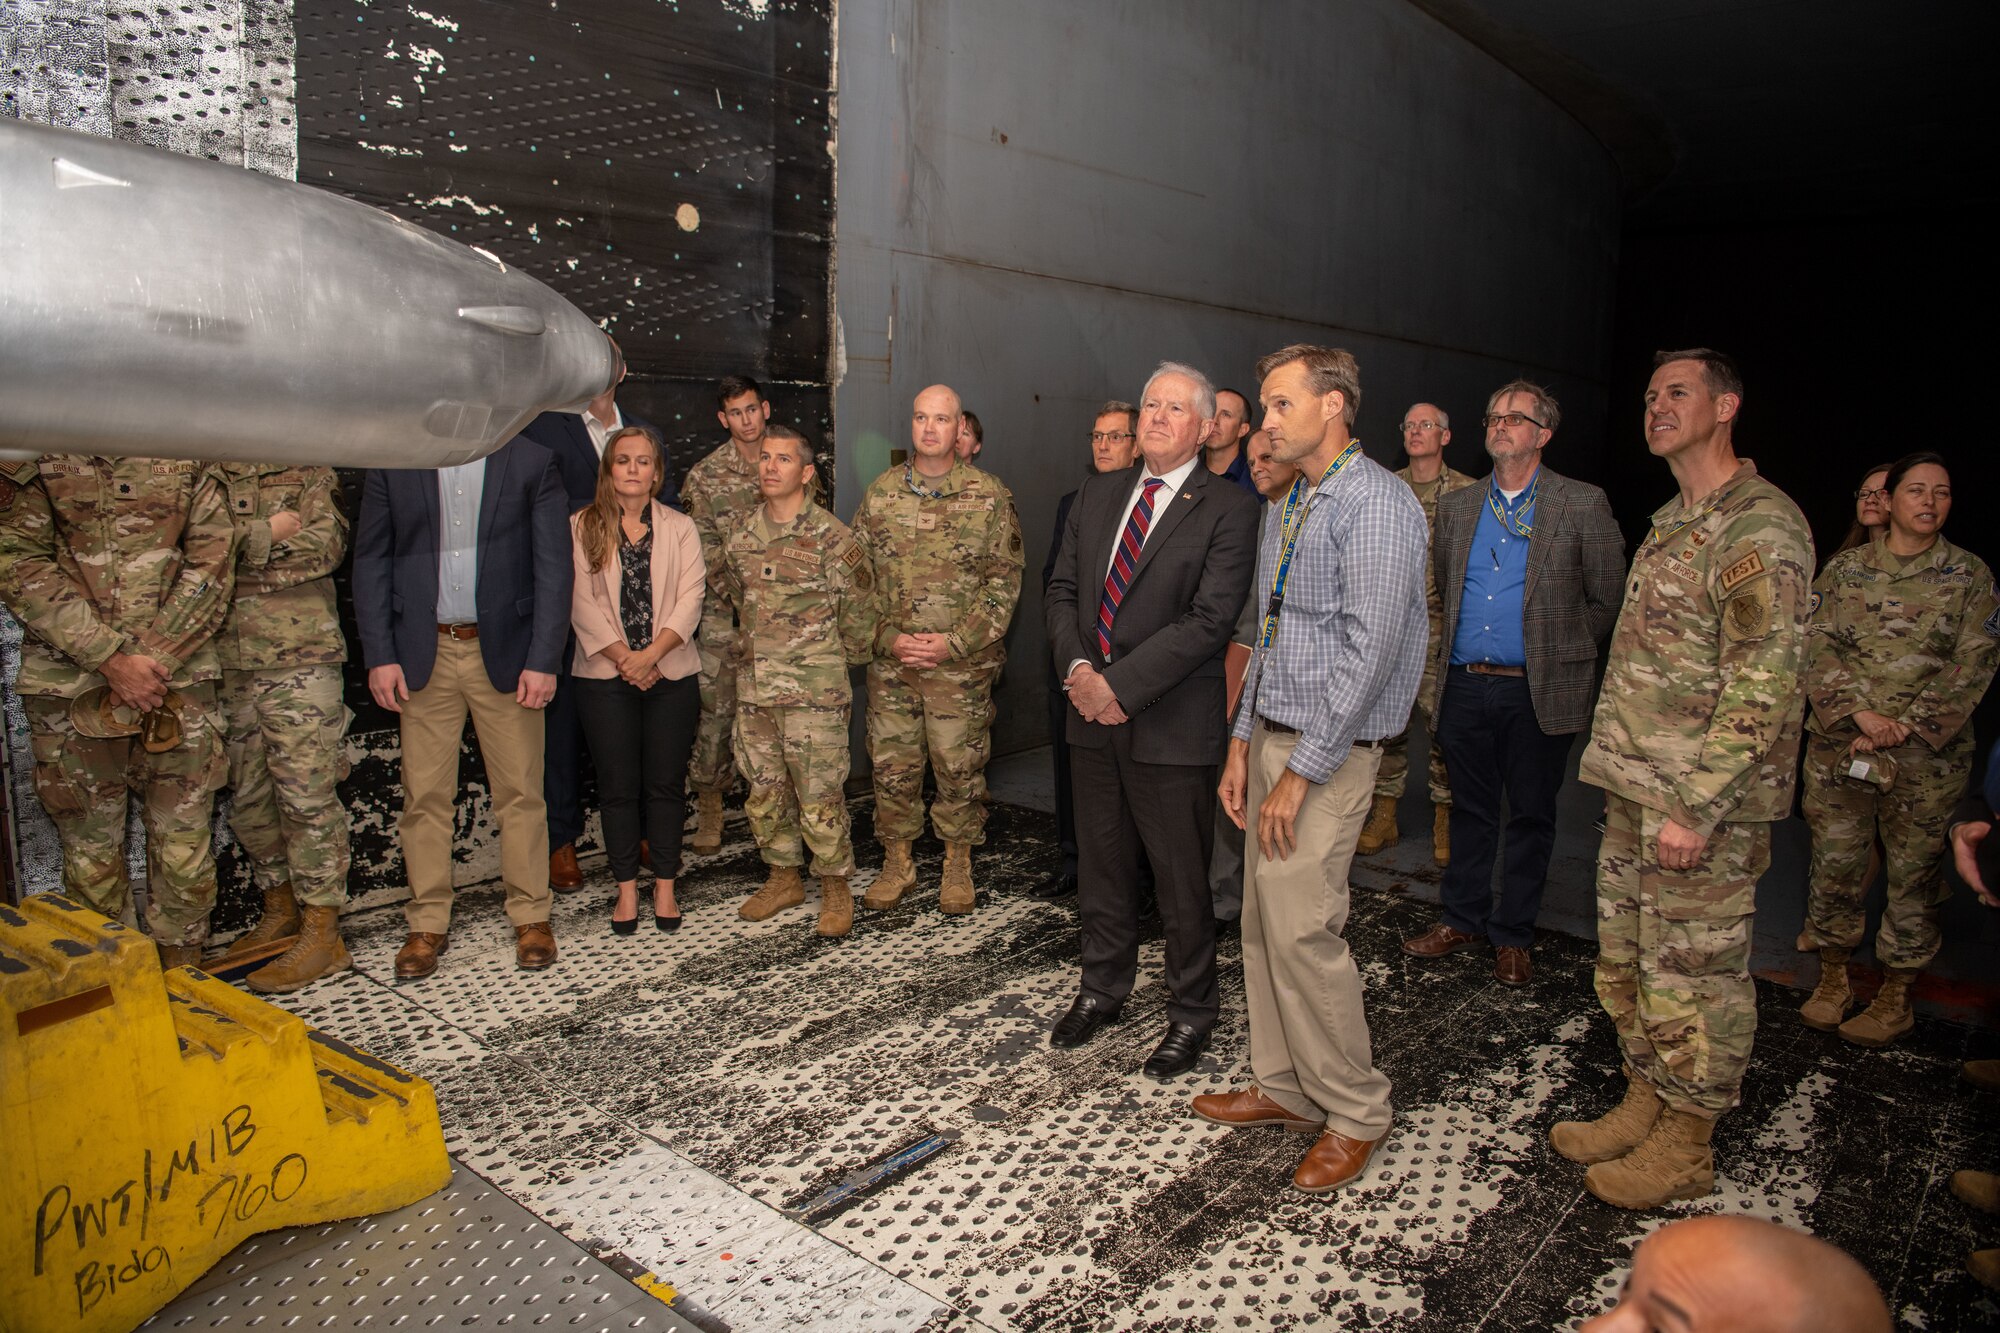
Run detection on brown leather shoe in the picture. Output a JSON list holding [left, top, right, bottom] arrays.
[[550, 844, 584, 891], [515, 922, 558, 970], [1494, 946, 1533, 986], [1293, 1126, 1386, 1193], [1403, 922, 1480, 958], [395, 931, 448, 980], [1191, 1086, 1321, 1134]]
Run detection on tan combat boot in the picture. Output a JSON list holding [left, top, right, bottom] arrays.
[[940, 842, 976, 915], [212, 882, 301, 962], [816, 875, 854, 938], [1583, 1106, 1717, 1209], [1971, 1250, 2000, 1292], [1840, 966, 1919, 1047], [246, 906, 353, 993], [1799, 946, 1853, 1030], [862, 839, 917, 909], [157, 941, 203, 970], [739, 865, 805, 921], [688, 790, 725, 854], [1953, 1169, 2000, 1214], [1432, 804, 1452, 867], [1356, 795, 1400, 856], [1551, 1066, 1662, 1165], [1966, 1060, 2000, 1093]]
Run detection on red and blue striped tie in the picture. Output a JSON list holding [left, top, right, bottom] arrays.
[[1097, 477, 1165, 658]]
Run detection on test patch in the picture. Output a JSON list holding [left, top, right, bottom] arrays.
[[1717, 548, 1766, 593]]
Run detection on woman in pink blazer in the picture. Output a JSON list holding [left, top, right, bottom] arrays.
[[570, 426, 706, 933]]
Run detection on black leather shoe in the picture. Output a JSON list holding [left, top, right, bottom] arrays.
[[1049, 995, 1121, 1049], [1143, 1022, 1212, 1080], [1029, 872, 1078, 900]]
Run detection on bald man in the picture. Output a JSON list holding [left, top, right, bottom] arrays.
[[851, 383, 1025, 914], [1584, 1216, 1889, 1333]]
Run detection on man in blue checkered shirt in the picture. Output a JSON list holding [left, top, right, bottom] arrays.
[[1190, 344, 1430, 1196]]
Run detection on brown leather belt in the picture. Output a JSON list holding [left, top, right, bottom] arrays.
[[1257, 716, 1381, 749], [1461, 662, 1525, 678], [438, 623, 479, 641]]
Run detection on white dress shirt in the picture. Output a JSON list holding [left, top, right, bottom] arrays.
[[584, 403, 624, 459]]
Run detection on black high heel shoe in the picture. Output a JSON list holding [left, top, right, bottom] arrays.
[[611, 913, 639, 936], [655, 912, 682, 933]]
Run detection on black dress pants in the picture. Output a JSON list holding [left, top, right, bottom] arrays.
[[1434, 668, 1575, 948], [574, 673, 699, 882], [1072, 726, 1217, 1029]]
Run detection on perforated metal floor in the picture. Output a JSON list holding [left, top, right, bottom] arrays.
[[139, 1160, 707, 1332], [178, 798, 2000, 1330]]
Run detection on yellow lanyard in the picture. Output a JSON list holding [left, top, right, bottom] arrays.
[[1258, 439, 1363, 648]]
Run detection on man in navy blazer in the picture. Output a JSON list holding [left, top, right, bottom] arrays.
[[1045, 362, 1260, 1080], [353, 436, 574, 978], [512, 334, 678, 889]]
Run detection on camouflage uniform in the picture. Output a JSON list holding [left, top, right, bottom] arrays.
[[0, 456, 234, 945], [850, 460, 1024, 845], [1800, 536, 1999, 968], [720, 504, 876, 875], [683, 440, 765, 797], [1378, 462, 1478, 802], [1578, 460, 1813, 1115], [215, 465, 354, 910]]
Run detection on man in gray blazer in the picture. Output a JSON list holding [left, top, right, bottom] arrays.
[[1402, 380, 1625, 984]]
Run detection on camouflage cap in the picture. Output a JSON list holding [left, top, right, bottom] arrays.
[[1840, 746, 1898, 791], [67, 687, 186, 752], [68, 687, 144, 739]]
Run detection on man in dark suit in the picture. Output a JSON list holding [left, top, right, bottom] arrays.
[[353, 437, 575, 978], [512, 333, 677, 890], [1402, 379, 1625, 984], [1045, 362, 1261, 1078], [1032, 399, 1141, 900]]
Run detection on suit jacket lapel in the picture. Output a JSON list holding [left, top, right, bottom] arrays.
[[1440, 488, 1478, 628], [1084, 468, 1134, 621], [475, 445, 514, 609], [1524, 472, 1564, 605]]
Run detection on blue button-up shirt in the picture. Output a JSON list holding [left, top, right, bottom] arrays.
[[1450, 482, 1533, 667], [436, 460, 484, 624], [1231, 452, 1430, 783]]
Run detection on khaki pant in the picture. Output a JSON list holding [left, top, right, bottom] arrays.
[[1241, 726, 1393, 1141], [398, 635, 552, 934]]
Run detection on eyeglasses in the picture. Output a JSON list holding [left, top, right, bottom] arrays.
[[1400, 419, 1443, 434], [1854, 487, 1888, 501], [1482, 412, 1548, 430], [1090, 431, 1133, 444]]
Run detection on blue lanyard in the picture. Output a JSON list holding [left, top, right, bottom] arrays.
[[1486, 472, 1538, 537], [1258, 439, 1363, 648], [904, 463, 946, 500]]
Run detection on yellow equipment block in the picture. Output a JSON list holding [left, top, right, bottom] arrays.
[[0, 894, 451, 1333]]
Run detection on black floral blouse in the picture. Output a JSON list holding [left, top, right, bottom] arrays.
[[618, 508, 654, 647]]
